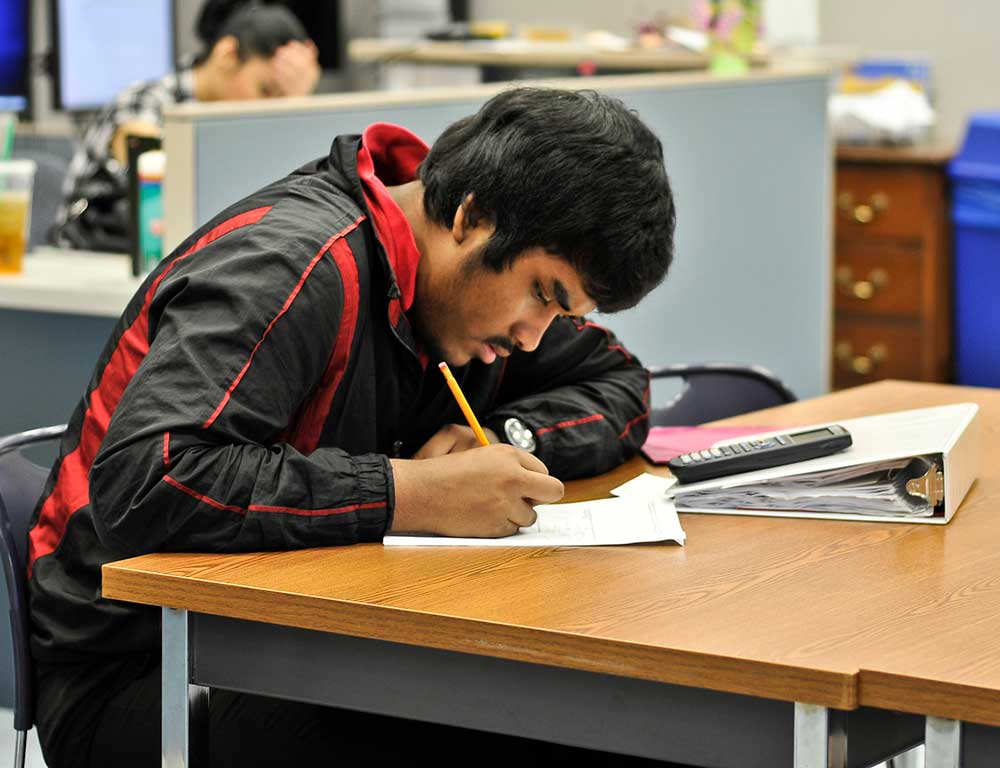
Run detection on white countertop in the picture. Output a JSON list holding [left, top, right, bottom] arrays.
[[0, 247, 142, 318]]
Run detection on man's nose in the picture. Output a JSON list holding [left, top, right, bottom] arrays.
[[512, 306, 560, 352]]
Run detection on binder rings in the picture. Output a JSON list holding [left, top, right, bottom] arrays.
[[670, 403, 980, 524]]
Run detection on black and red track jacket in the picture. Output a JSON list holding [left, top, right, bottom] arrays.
[[27, 124, 651, 664]]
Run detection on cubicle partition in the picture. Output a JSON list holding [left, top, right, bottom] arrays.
[[164, 67, 833, 401]]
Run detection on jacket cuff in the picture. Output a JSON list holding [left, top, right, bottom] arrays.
[[352, 453, 395, 540]]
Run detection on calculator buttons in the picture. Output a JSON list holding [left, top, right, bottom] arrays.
[[720, 446, 733, 456], [680, 455, 692, 464], [710, 448, 722, 457], [699, 450, 712, 460], [776, 435, 791, 445], [740, 442, 753, 451]]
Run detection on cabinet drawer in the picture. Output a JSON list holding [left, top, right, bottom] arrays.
[[834, 241, 924, 317], [835, 165, 932, 240], [833, 320, 924, 388]]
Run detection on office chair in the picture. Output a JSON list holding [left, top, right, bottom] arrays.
[[649, 363, 797, 426], [0, 425, 67, 768]]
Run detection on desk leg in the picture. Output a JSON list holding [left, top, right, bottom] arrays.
[[794, 703, 847, 768], [162, 608, 210, 768], [924, 717, 961, 768]]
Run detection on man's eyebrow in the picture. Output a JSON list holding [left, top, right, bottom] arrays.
[[553, 280, 572, 312]]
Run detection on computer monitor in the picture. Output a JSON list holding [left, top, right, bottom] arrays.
[[277, 1, 342, 70], [52, 0, 175, 112], [0, 0, 30, 113]]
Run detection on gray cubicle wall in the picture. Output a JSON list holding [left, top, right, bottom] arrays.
[[172, 72, 832, 401]]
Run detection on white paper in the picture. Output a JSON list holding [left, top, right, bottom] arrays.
[[610, 472, 677, 499], [383, 497, 686, 547]]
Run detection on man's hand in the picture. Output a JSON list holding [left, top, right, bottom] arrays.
[[389, 444, 563, 538], [271, 40, 321, 97], [412, 424, 500, 459]]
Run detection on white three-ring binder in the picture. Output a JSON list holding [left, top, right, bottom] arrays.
[[670, 403, 980, 524]]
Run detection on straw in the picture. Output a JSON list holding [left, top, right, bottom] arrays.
[[0, 113, 14, 161]]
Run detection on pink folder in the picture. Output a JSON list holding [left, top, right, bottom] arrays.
[[641, 426, 775, 465]]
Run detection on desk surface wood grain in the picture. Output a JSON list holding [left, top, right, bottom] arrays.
[[103, 381, 1000, 722]]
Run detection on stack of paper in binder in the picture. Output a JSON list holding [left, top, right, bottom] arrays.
[[671, 404, 980, 524]]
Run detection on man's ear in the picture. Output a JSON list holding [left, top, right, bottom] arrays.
[[450, 193, 481, 244], [209, 35, 241, 73]]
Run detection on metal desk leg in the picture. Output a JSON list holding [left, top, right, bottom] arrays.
[[794, 703, 847, 768], [162, 608, 209, 768], [925, 717, 961, 768]]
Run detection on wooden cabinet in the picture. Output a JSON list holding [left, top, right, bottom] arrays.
[[833, 145, 953, 389]]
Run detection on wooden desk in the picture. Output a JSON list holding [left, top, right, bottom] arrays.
[[103, 381, 998, 767]]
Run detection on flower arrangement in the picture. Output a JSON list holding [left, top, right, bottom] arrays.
[[692, 0, 760, 74]]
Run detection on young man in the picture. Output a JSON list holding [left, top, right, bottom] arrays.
[[30, 87, 677, 767]]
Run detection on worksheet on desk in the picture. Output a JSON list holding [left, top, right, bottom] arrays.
[[383, 496, 686, 547]]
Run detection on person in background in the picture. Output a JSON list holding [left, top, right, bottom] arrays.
[[54, 1, 320, 251]]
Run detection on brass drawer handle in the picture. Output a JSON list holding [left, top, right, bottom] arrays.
[[837, 191, 890, 224], [835, 266, 889, 300], [835, 342, 887, 376]]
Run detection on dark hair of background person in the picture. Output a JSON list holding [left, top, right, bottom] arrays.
[[193, 0, 309, 65], [419, 88, 677, 314]]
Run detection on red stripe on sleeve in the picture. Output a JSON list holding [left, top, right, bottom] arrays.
[[573, 320, 633, 362], [163, 433, 170, 468], [28, 206, 272, 574], [163, 475, 246, 514], [164, 478, 385, 518], [181, 206, 272, 258], [247, 500, 386, 517], [536, 413, 605, 436], [203, 216, 365, 432], [284, 224, 364, 454], [618, 412, 649, 439]]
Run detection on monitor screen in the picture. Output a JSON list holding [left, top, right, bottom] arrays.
[[54, 0, 174, 111], [276, 1, 341, 70], [0, 0, 29, 111]]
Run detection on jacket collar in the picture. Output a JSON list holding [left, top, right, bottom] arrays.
[[355, 123, 427, 312]]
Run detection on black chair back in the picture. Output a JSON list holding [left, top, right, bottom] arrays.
[[649, 364, 796, 426], [0, 425, 66, 735]]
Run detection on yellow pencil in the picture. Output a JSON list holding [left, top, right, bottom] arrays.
[[438, 362, 490, 446]]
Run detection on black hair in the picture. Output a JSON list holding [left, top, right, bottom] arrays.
[[193, 1, 308, 64], [419, 88, 676, 313]]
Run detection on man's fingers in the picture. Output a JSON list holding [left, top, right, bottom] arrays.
[[413, 430, 458, 459], [272, 42, 320, 96], [514, 449, 550, 475], [507, 501, 538, 529], [520, 471, 564, 504]]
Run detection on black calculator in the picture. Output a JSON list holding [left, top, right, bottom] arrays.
[[667, 425, 853, 484]]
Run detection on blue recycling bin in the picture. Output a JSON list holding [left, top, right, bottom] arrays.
[[950, 112, 1000, 386]]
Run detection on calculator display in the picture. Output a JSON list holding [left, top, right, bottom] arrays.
[[788, 428, 836, 444]]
